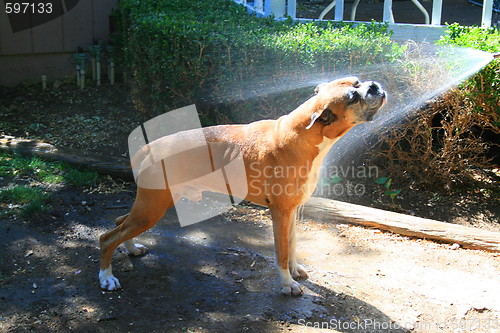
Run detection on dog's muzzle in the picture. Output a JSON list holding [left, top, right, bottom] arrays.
[[362, 81, 386, 121]]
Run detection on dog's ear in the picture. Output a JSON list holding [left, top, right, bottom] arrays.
[[306, 112, 321, 129], [306, 109, 337, 129], [315, 83, 327, 95]]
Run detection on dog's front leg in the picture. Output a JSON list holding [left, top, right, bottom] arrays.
[[271, 207, 303, 296], [288, 209, 308, 280]]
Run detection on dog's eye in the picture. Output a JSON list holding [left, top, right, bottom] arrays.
[[353, 81, 360, 88], [319, 108, 337, 124], [347, 90, 360, 105]]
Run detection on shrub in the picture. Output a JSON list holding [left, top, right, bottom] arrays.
[[375, 24, 499, 190], [437, 23, 499, 129], [115, 0, 405, 124]]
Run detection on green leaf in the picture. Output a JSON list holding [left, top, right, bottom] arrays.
[[375, 177, 388, 185], [329, 175, 342, 184], [385, 189, 401, 199]]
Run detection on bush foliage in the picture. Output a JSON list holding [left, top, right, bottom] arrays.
[[437, 23, 499, 126], [377, 24, 499, 190], [115, 0, 405, 124]]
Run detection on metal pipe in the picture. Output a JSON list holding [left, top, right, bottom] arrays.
[[74, 49, 87, 89], [319, 0, 335, 20], [106, 44, 115, 85], [110, 61, 115, 85], [96, 61, 101, 87], [80, 68, 86, 89], [95, 44, 103, 87], [76, 64, 81, 87], [351, 0, 361, 21], [91, 57, 96, 81], [410, 0, 430, 24]]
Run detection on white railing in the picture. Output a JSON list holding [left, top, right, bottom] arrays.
[[234, 0, 294, 18], [235, 0, 495, 28]]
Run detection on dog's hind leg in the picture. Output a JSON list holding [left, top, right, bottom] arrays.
[[99, 187, 173, 290], [112, 213, 146, 255], [288, 209, 308, 280], [271, 207, 303, 296], [115, 213, 129, 226]]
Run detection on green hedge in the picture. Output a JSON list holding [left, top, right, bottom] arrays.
[[115, 0, 405, 125]]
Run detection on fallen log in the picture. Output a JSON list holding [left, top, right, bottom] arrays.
[[0, 135, 133, 179], [303, 196, 500, 252], [3, 135, 499, 251]]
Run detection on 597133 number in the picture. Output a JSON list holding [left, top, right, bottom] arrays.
[[5, 2, 53, 14]]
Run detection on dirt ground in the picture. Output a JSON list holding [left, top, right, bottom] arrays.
[[1, 189, 499, 332], [1, 83, 499, 332]]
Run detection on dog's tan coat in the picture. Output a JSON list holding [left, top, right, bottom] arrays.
[[99, 77, 386, 295]]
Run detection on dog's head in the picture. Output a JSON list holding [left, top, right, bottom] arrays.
[[306, 77, 386, 139]]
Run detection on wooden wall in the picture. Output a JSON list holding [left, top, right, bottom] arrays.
[[0, 0, 118, 86]]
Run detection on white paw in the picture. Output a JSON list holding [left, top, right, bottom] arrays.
[[124, 241, 148, 256], [291, 265, 309, 280], [281, 280, 303, 296], [99, 267, 121, 291]]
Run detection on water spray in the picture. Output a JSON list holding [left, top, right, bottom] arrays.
[[307, 46, 496, 207], [195, 43, 495, 200]]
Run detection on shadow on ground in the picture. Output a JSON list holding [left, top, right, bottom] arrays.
[[0, 192, 408, 332]]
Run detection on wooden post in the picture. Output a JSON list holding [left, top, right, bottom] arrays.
[[288, 0, 296, 19], [255, 0, 264, 13], [482, 0, 493, 27], [383, 0, 395, 23], [265, 0, 286, 17], [431, 0, 443, 25], [334, 0, 344, 21]]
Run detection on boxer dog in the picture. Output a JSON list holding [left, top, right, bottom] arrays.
[[99, 77, 386, 295]]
